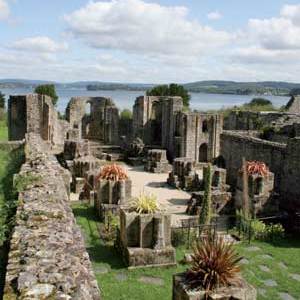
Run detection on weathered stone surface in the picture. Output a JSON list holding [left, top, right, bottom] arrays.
[[4, 133, 100, 300], [144, 149, 172, 173], [66, 97, 119, 145], [118, 209, 176, 268], [278, 292, 296, 300], [290, 273, 300, 281], [8, 94, 68, 153], [259, 265, 271, 273], [263, 279, 277, 287], [139, 276, 164, 286], [172, 273, 257, 300]]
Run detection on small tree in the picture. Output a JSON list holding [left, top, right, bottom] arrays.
[[242, 157, 250, 219], [0, 91, 5, 110], [120, 109, 132, 120], [34, 84, 58, 106], [147, 83, 190, 107], [199, 163, 212, 228]]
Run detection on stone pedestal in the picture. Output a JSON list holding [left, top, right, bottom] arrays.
[[95, 179, 132, 220], [144, 149, 172, 173], [168, 158, 200, 191], [173, 273, 257, 300], [119, 209, 176, 268]]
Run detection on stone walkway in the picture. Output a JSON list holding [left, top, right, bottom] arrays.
[[125, 165, 192, 226], [243, 246, 299, 300]]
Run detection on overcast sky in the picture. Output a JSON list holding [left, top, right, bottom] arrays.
[[1, 0, 300, 83]]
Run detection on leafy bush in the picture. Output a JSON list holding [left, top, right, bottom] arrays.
[[96, 164, 128, 181], [147, 83, 190, 107], [34, 84, 58, 106], [129, 193, 159, 214], [185, 237, 242, 291], [120, 109, 132, 120], [234, 212, 285, 241]]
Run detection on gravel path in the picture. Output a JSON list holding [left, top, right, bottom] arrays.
[[126, 165, 192, 226]]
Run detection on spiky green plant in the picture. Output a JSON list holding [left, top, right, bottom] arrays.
[[130, 193, 159, 214], [185, 237, 242, 292], [199, 163, 212, 227]]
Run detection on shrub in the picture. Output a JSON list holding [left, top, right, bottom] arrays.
[[96, 164, 128, 181], [129, 193, 159, 214], [185, 237, 242, 291]]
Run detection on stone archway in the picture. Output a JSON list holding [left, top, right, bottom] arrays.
[[199, 143, 208, 162]]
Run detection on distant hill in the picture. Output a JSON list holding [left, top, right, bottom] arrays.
[[183, 81, 300, 96], [1, 79, 300, 96]]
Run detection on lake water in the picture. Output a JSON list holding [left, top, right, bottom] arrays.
[[1, 87, 290, 113]]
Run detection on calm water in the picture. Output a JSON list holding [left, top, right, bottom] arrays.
[[1, 87, 289, 113]]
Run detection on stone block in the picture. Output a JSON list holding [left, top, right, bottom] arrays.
[[172, 273, 257, 300]]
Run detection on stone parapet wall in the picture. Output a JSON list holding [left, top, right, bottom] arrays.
[[4, 133, 100, 299], [220, 131, 286, 191]]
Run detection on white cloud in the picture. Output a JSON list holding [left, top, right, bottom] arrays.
[[207, 11, 222, 21], [10, 36, 68, 53], [64, 0, 231, 57], [0, 0, 9, 20]]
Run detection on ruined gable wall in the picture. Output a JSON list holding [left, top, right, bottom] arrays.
[[4, 133, 100, 299], [8, 94, 66, 151], [220, 131, 286, 191], [161, 97, 183, 157], [280, 138, 300, 211]]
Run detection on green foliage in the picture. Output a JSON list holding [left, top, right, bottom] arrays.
[[0, 148, 24, 247], [14, 172, 41, 192], [100, 212, 120, 242], [260, 126, 281, 140], [185, 237, 242, 291], [0, 120, 7, 141], [147, 83, 190, 107], [234, 211, 285, 242], [248, 98, 272, 107], [0, 91, 5, 110], [34, 84, 58, 106], [120, 109, 132, 120], [199, 164, 212, 226], [129, 193, 159, 214], [249, 220, 285, 241], [71, 202, 300, 300], [242, 98, 275, 112]]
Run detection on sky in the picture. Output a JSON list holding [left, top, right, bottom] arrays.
[[1, 0, 300, 83]]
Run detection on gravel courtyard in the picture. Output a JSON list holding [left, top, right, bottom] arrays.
[[125, 165, 192, 226]]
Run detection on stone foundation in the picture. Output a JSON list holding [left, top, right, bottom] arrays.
[[144, 149, 172, 173], [4, 133, 100, 299], [172, 273, 256, 300], [118, 209, 176, 268], [168, 158, 201, 191]]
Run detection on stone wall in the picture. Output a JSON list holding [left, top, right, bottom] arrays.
[[225, 110, 300, 132], [66, 97, 119, 144], [4, 133, 100, 299], [220, 131, 286, 191], [132, 96, 183, 147], [174, 112, 223, 162], [132, 96, 222, 161], [8, 94, 67, 152], [280, 138, 300, 212]]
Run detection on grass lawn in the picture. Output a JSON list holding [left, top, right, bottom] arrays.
[[72, 203, 300, 300], [0, 146, 23, 297], [0, 120, 7, 141]]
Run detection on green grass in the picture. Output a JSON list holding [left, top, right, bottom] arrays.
[[0, 147, 24, 297], [73, 203, 300, 300], [0, 120, 8, 141]]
